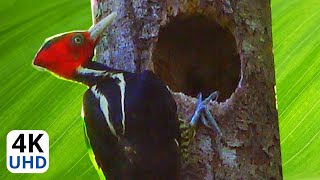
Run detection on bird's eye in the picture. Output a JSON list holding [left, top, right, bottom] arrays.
[[72, 33, 84, 45]]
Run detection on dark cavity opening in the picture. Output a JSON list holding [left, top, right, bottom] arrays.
[[152, 15, 241, 101]]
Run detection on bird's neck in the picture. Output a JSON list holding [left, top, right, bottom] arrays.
[[73, 61, 124, 86]]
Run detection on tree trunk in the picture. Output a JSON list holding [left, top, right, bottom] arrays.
[[91, 0, 282, 179]]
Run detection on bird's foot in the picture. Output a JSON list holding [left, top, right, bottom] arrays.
[[190, 91, 222, 137]]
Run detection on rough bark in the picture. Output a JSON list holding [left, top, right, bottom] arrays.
[[91, 0, 282, 179]]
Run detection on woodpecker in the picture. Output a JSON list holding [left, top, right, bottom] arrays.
[[33, 12, 221, 180]]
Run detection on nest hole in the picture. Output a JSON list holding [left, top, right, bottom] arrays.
[[152, 15, 241, 101]]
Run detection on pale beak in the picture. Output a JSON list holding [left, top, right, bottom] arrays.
[[88, 12, 117, 41]]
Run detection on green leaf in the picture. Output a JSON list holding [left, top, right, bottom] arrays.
[[0, 1, 99, 179], [272, 0, 320, 179]]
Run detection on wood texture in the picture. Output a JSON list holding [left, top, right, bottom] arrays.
[[91, 0, 282, 179]]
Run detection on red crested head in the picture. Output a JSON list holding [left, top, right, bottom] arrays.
[[33, 32, 95, 78], [33, 12, 117, 79]]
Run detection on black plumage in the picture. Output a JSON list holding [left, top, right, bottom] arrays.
[[81, 63, 180, 180]]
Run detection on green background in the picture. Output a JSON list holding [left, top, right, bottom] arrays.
[[0, 0, 319, 179]]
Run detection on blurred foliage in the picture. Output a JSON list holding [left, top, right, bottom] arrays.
[[0, 0, 319, 179], [0, 1, 98, 179], [272, 0, 320, 179]]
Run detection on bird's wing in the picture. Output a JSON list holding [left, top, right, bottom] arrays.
[[82, 88, 123, 179], [133, 70, 180, 142]]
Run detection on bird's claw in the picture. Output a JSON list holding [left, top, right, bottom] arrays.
[[190, 91, 222, 137]]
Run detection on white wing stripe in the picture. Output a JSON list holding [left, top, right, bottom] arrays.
[[112, 73, 126, 135], [77, 66, 111, 77], [91, 85, 118, 136]]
